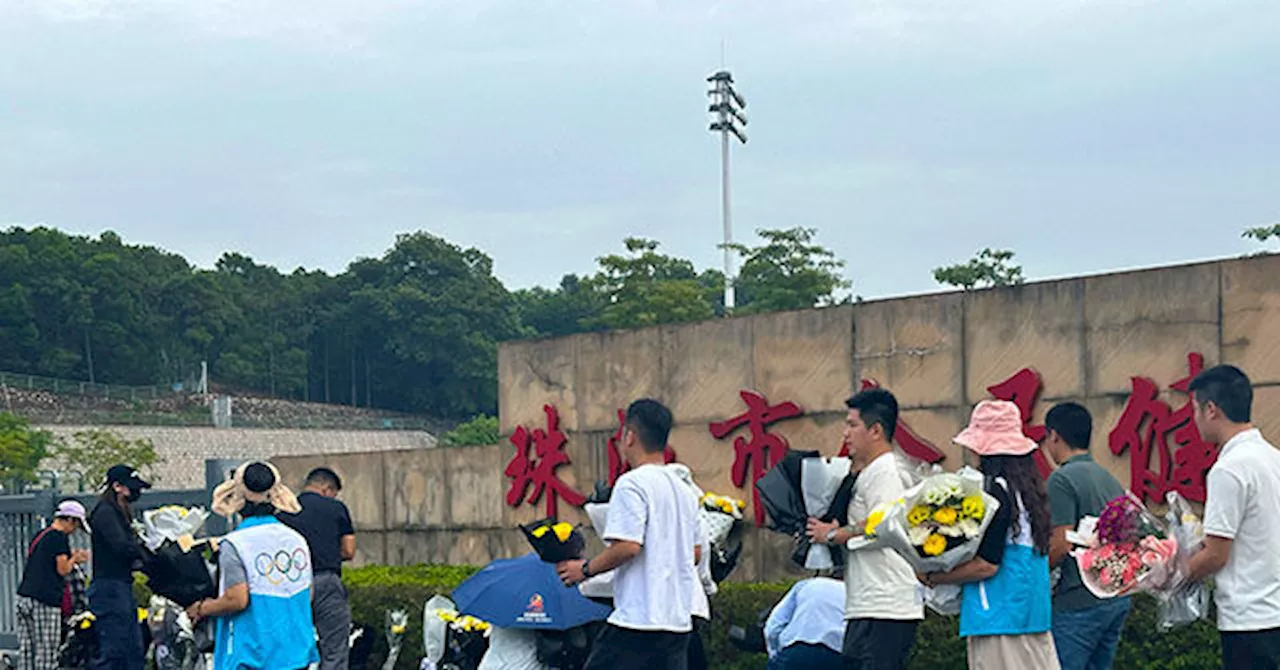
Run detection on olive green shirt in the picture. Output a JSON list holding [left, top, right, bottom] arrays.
[[1048, 453, 1128, 611]]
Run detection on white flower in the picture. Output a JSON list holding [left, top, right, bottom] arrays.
[[908, 526, 932, 546], [938, 524, 965, 538], [958, 518, 981, 539]]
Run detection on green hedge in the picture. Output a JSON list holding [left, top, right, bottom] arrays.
[[136, 567, 1221, 670]]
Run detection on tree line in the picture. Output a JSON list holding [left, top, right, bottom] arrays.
[[0, 226, 855, 419]]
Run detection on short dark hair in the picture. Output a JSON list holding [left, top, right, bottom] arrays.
[[845, 388, 898, 442], [1045, 402, 1092, 451], [625, 399, 673, 453], [1189, 365, 1253, 423], [306, 467, 343, 491]]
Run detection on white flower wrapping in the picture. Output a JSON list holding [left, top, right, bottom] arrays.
[[140, 506, 211, 552], [873, 468, 1002, 574]]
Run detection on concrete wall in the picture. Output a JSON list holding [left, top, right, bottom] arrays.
[[38, 426, 437, 490], [275, 255, 1280, 580]]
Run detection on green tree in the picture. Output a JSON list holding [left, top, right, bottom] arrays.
[[726, 227, 850, 314], [586, 238, 720, 330], [933, 248, 1024, 290], [441, 414, 501, 446], [51, 429, 162, 489], [513, 274, 607, 339], [0, 412, 54, 488], [1243, 224, 1280, 248]]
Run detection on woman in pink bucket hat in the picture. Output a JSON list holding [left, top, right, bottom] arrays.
[[918, 400, 1060, 670]]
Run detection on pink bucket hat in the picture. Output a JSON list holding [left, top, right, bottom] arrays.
[[954, 400, 1039, 457]]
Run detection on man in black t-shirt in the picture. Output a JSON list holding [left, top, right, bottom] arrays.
[[279, 467, 356, 670], [18, 500, 90, 670]]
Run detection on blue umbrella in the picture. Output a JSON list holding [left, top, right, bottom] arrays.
[[452, 553, 612, 630]]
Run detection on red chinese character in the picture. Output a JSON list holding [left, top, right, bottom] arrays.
[[504, 404, 587, 518], [847, 379, 947, 464], [1108, 353, 1217, 503], [986, 368, 1053, 478], [606, 408, 677, 486], [708, 390, 804, 526]]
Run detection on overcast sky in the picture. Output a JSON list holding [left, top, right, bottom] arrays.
[[1, 1, 1276, 298]]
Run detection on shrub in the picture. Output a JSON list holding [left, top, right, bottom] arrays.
[[136, 564, 1224, 669]]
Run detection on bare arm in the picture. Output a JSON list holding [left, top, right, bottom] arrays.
[[1049, 525, 1073, 568], [186, 583, 249, 622], [923, 558, 999, 587], [557, 540, 642, 586], [340, 535, 356, 562], [1187, 535, 1232, 583]]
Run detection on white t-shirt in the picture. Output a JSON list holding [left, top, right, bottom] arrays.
[[843, 451, 924, 621], [478, 627, 544, 670], [603, 463, 699, 632], [1203, 428, 1280, 631]]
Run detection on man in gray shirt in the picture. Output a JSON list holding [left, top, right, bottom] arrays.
[[1044, 402, 1129, 670]]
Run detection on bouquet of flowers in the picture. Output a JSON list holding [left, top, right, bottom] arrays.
[[1071, 494, 1177, 598], [872, 469, 1002, 573], [422, 598, 490, 670], [519, 518, 586, 563], [139, 506, 217, 608], [1155, 492, 1212, 630]]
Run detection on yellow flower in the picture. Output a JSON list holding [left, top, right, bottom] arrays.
[[933, 506, 959, 526], [907, 505, 932, 527], [864, 509, 886, 537], [391, 624, 407, 635], [79, 617, 93, 630], [531, 525, 550, 539], [923, 534, 947, 556], [137, 608, 148, 623], [735, 499, 747, 509], [719, 502, 734, 514], [552, 523, 574, 542], [962, 495, 986, 519]]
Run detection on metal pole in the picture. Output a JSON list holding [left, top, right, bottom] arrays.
[[721, 130, 735, 311]]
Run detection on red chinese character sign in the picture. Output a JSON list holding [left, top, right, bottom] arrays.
[[1108, 353, 1217, 503], [606, 409, 677, 486], [708, 391, 804, 526], [504, 405, 587, 518]]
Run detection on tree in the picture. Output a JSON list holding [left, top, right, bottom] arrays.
[[1243, 224, 1280, 247], [933, 248, 1024, 290], [726, 227, 851, 314], [513, 274, 607, 339], [586, 238, 720, 330], [0, 412, 54, 488], [441, 414, 501, 446], [51, 429, 162, 489]]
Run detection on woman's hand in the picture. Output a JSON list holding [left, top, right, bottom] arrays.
[[185, 600, 205, 623]]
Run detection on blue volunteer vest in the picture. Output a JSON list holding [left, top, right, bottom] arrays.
[[959, 478, 1052, 638], [214, 516, 319, 670]]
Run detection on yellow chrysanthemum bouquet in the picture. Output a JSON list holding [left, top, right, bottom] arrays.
[[874, 469, 1001, 573], [519, 518, 586, 563]]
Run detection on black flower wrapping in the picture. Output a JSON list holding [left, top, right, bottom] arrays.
[[519, 518, 586, 563]]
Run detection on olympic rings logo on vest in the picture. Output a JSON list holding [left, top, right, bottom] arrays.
[[254, 548, 309, 585]]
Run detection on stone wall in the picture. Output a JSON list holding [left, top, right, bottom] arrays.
[[38, 426, 437, 490], [275, 255, 1280, 580]]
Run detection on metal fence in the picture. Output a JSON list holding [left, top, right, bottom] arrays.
[[0, 461, 238, 652], [0, 370, 195, 403]]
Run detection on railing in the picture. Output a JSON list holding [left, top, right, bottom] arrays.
[[0, 371, 191, 402]]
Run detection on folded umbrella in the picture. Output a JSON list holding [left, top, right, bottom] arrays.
[[452, 554, 612, 631]]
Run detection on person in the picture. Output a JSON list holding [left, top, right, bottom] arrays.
[[666, 463, 717, 670], [279, 467, 356, 670], [478, 627, 544, 670], [806, 388, 923, 670], [1042, 402, 1129, 670], [763, 576, 846, 669], [16, 500, 90, 670], [187, 461, 319, 670], [1185, 365, 1280, 669], [89, 464, 151, 670], [920, 400, 1059, 669], [556, 398, 700, 670]]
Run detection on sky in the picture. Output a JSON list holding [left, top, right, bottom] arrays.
[[1, 1, 1277, 299]]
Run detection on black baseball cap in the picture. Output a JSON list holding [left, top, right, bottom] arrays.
[[105, 464, 152, 491]]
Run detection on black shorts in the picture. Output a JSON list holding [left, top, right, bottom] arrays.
[[583, 624, 691, 670], [1221, 627, 1280, 670], [842, 618, 918, 670]]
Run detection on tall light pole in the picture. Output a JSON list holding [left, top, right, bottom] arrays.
[[707, 70, 747, 312]]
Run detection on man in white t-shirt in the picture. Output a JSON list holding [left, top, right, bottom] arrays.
[[557, 398, 699, 670], [806, 388, 922, 670], [1186, 365, 1280, 669]]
